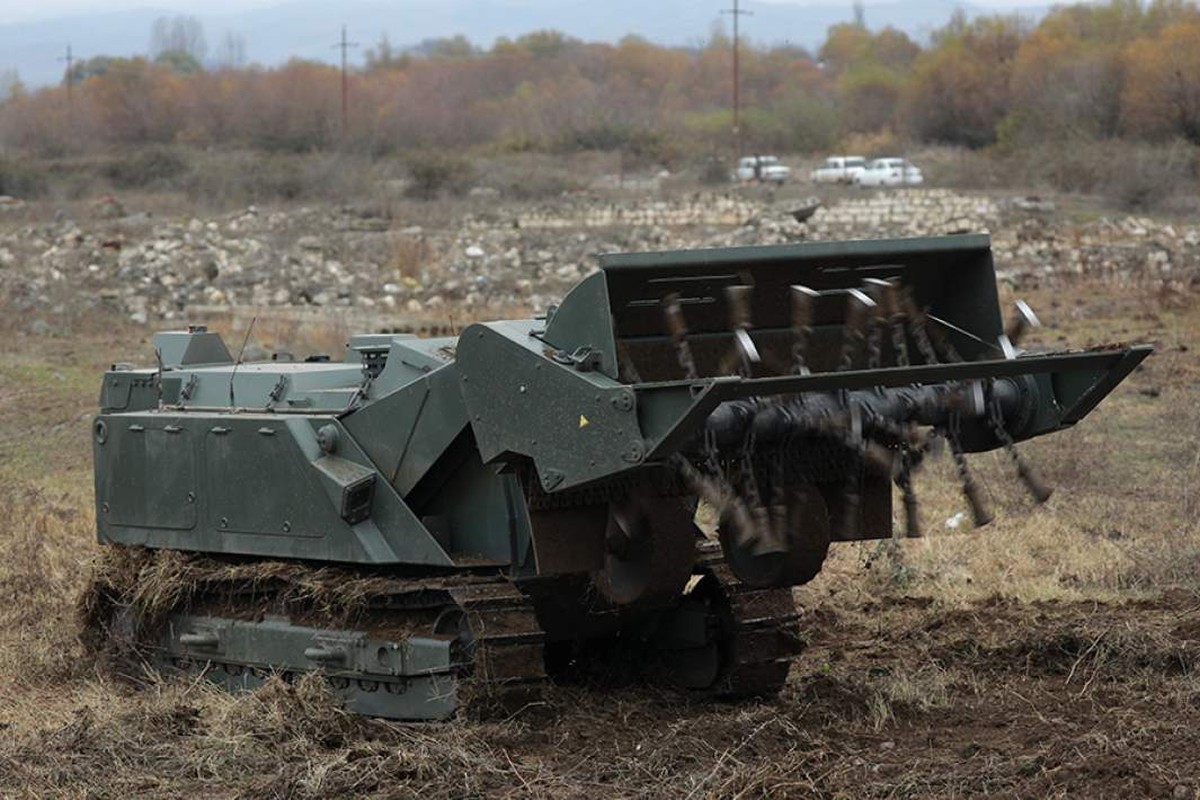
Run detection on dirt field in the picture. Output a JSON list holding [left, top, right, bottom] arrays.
[[1, 212, 1198, 798]]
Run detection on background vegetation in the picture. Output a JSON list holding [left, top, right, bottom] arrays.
[[3, 0, 1200, 161]]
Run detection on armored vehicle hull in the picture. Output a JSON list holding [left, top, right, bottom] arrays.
[[85, 235, 1150, 718]]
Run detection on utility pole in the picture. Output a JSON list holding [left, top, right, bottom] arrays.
[[720, 0, 752, 157], [331, 25, 359, 142], [59, 44, 76, 142]]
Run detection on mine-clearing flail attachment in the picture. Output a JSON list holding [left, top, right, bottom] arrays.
[[92, 234, 1151, 717], [458, 235, 1149, 592]]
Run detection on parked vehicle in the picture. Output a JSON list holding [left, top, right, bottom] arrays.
[[854, 158, 924, 187], [810, 156, 867, 184], [734, 155, 791, 184]]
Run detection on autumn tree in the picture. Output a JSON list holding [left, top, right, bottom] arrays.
[[903, 13, 1026, 147], [240, 60, 340, 151], [73, 59, 179, 143], [155, 50, 204, 74], [837, 64, 904, 134], [151, 16, 208, 63], [818, 23, 871, 75], [1006, 27, 1123, 143], [364, 35, 411, 72], [0, 70, 20, 102], [415, 36, 476, 59], [19, 8, 1200, 159], [817, 24, 916, 134], [68, 56, 123, 82], [1121, 21, 1200, 142], [519, 30, 578, 60], [1002, 0, 1200, 145]]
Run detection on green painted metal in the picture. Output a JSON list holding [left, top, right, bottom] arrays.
[[95, 233, 1148, 566], [164, 613, 461, 720], [94, 411, 454, 565], [598, 234, 1003, 360], [153, 328, 233, 368], [598, 234, 994, 273], [91, 233, 1152, 720], [457, 321, 643, 492], [343, 361, 471, 496], [540, 271, 619, 380], [99, 367, 175, 412]]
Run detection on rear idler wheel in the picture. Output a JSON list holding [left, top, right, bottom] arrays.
[[649, 568, 800, 698], [591, 494, 699, 606], [652, 573, 733, 690], [718, 486, 831, 588]]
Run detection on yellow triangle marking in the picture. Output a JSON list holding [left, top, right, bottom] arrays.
[[579, 414, 590, 428]]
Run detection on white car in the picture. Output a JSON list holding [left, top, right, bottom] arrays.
[[810, 155, 867, 184], [855, 158, 924, 187], [734, 155, 791, 184]]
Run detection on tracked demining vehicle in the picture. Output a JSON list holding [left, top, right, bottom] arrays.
[[84, 235, 1150, 719]]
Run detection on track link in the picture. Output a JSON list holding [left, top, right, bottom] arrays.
[[698, 543, 805, 699], [89, 554, 546, 720], [86, 544, 803, 718]]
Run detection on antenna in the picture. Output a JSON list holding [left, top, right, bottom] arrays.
[[228, 316, 257, 408], [154, 347, 164, 409], [720, 0, 753, 157], [331, 25, 359, 141]]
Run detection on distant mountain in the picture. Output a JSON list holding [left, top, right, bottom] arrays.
[[0, 0, 1046, 88]]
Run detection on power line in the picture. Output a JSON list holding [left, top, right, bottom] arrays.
[[720, 0, 752, 157], [331, 25, 359, 141]]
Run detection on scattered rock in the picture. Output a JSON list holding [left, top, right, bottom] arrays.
[[1, 189, 1198, 325], [1009, 196, 1056, 213], [945, 511, 968, 530]]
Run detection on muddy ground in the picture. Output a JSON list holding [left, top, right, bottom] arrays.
[[0, 196, 1198, 798]]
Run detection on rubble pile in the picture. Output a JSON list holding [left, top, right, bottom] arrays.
[[804, 189, 1001, 239], [1, 189, 1197, 328], [993, 216, 1200, 288], [510, 194, 762, 229]]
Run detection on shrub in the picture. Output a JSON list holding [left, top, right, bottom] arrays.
[[1101, 144, 1196, 211], [101, 146, 191, 190], [404, 151, 475, 199], [182, 151, 381, 208], [0, 158, 48, 198], [699, 155, 730, 185]]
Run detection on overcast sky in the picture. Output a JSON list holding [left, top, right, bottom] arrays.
[[0, 0, 1051, 26], [0, 0, 276, 25]]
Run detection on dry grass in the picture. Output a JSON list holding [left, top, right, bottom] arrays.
[[2, 269, 1200, 797]]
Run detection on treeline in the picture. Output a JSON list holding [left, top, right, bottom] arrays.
[[2, 0, 1200, 161]]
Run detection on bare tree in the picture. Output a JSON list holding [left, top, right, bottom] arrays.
[[151, 15, 208, 62], [365, 34, 404, 71], [0, 69, 20, 101], [214, 31, 247, 69], [853, 0, 866, 28]]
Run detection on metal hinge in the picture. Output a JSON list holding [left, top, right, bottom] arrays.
[[550, 345, 602, 372], [179, 373, 199, 402]]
